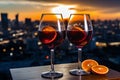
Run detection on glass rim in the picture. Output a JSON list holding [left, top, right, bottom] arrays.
[[68, 14, 91, 20], [40, 13, 64, 20], [41, 13, 63, 15], [69, 14, 90, 15]]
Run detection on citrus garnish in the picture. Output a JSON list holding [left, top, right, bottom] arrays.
[[72, 26, 86, 42], [81, 59, 99, 72], [42, 26, 57, 44], [43, 26, 56, 32], [72, 26, 85, 33], [91, 65, 109, 75]]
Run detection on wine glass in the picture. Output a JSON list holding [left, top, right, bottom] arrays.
[[67, 14, 93, 75], [38, 14, 65, 78]]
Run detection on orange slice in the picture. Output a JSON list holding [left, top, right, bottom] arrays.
[[72, 26, 85, 34], [81, 59, 99, 72], [43, 26, 55, 31], [72, 26, 83, 31], [42, 26, 57, 44], [72, 26, 86, 41], [91, 65, 109, 75]]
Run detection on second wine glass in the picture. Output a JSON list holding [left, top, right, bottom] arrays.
[[38, 14, 65, 78], [67, 14, 93, 75]]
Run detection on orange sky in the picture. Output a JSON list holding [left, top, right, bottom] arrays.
[[0, 1, 120, 21], [7, 11, 120, 21]]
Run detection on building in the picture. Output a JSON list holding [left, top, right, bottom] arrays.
[[1, 13, 9, 38], [14, 14, 19, 29], [1, 13, 8, 30], [25, 18, 33, 31]]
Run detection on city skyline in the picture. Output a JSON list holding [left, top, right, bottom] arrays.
[[0, 0, 120, 21]]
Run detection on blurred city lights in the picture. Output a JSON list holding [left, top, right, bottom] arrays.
[[45, 55, 49, 59], [38, 41, 42, 45], [96, 42, 107, 47], [10, 52, 13, 56], [11, 47, 14, 51], [19, 46, 22, 50], [3, 48, 6, 52]]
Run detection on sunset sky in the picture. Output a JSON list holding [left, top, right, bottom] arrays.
[[0, 0, 120, 21]]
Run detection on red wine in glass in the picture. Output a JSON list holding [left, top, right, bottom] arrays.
[[67, 26, 92, 48], [38, 26, 65, 48], [38, 14, 65, 78], [67, 14, 93, 76]]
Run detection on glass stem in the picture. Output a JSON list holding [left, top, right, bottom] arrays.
[[78, 48, 82, 70], [50, 49, 55, 72]]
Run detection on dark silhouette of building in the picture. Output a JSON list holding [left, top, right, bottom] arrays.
[[25, 18, 33, 31], [14, 14, 19, 29], [1, 13, 9, 38], [24, 18, 34, 38], [25, 18, 31, 26], [1, 13, 8, 30]]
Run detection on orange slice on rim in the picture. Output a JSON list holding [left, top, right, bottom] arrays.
[[81, 59, 99, 72], [42, 26, 57, 44], [91, 65, 109, 75]]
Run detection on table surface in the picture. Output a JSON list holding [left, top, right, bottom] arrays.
[[10, 63, 120, 80]]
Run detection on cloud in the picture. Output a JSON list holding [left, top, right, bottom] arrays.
[[0, 1, 60, 12], [28, 0, 120, 7], [0, 0, 78, 14], [28, 0, 120, 13], [69, 7, 96, 12], [99, 8, 120, 14], [0, 0, 120, 20]]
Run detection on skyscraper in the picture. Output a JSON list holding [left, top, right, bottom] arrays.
[[1, 13, 9, 38], [24, 18, 33, 37], [25, 18, 31, 26], [14, 14, 19, 29], [25, 18, 33, 31], [1, 13, 8, 30]]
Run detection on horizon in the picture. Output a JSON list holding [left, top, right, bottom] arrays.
[[0, 0, 120, 21], [0, 12, 120, 22]]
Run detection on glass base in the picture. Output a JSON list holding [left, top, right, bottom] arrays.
[[69, 69, 90, 76], [41, 71, 63, 79]]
